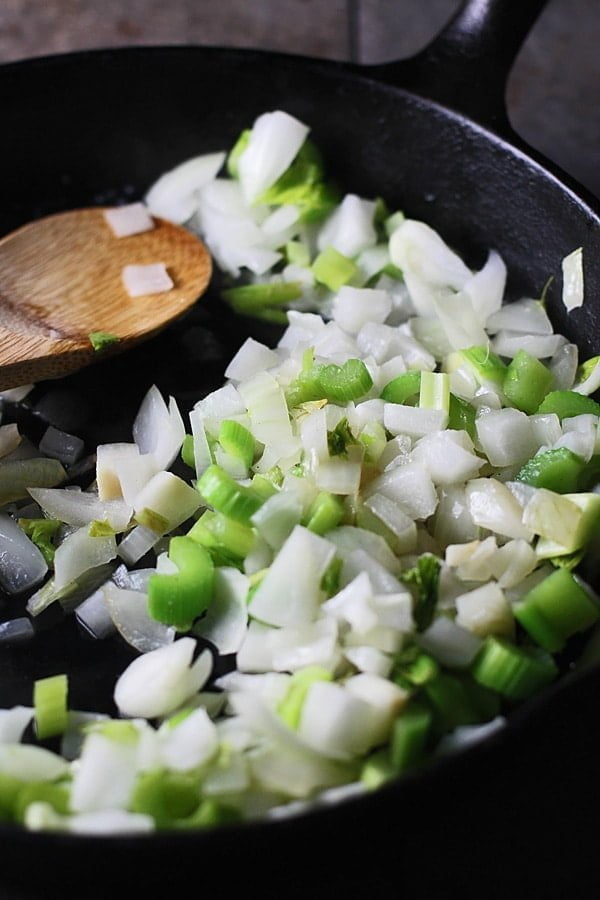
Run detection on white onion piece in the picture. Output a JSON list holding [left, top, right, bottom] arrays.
[[225, 337, 280, 383], [463, 249, 506, 324], [389, 219, 472, 317], [193, 568, 249, 655], [0, 423, 21, 459], [417, 615, 482, 667], [103, 583, 174, 653], [114, 639, 212, 719], [0, 512, 48, 594], [122, 263, 173, 297], [117, 525, 160, 566], [317, 194, 377, 258], [238, 110, 309, 203], [248, 526, 335, 627], [486, 297, 553, 335], [133, 385, 185, 471], [145, 152, 226, 223], [133, 470, 201, 534], [29, 488, 132, 532], [491, 330, 562, 359], [104, 203, 154, 237], [0, 745, 68, 781], [158, 708, 219, 772], [476, 408, 538, 467], [53, 527, 116, 591], [332, 286, 392, 336], [70, 730, 141, 813], [0, 707, 33, 744], [562, 246, 584, 310]]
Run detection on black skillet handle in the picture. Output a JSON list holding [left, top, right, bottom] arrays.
[[368, 0, 548, 135]]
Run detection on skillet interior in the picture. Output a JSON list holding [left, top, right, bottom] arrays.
[[1, 46, 600, 897]]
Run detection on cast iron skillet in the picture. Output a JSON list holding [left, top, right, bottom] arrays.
[[1, 0, 599, 896]]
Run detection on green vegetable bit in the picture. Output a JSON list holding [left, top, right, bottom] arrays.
[[503, 350, 554, 414], [514, 568, 600, 653], [537, 390, 600, 421], [515, 447, 585, 494], [148, 536, 214, 630], [380, 370, 421, 404], [34, 673, 68, 740], [401, 554, 441, 632], [196, 464, 263, 525], [18, 518, 61, 566], [471, 637, 558, 700], [312, 247, 358, 292], [88, 331, 120, 352]]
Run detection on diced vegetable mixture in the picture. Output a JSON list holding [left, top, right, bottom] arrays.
[[0, 109, 599, 835]]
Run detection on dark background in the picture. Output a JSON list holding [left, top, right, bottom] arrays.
[[1, 0, 599, 198]]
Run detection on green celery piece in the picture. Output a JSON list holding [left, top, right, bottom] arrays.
[[304, 491, 345, 535], [85, 719, 140, 744], [131, 769, 201, 829], [312, 246, 358, 292], [459, 345, 507, 387], [285, 240, 311, 268], [385, 210, 405, 237], [0, 775, 28, 821], [88, 331, 120, 352], [419, 371, 450, 412], [515, 447, 585, 493], [503, 350, 554, 414], [250, 473, 279, 502], [219, 419, 255, 469], [222, 281, 303, 315], [148, 536, 214, 631], [14, 781, 71, 823], [400, 554, 441, 632], [277, 666, 332, 729], [226, 128, 251, 178], [196, 464, 263, 525], [361, 748, 397, 789], [373, 196, 390, 229], [389, 701, 432, 771], [381, 262, 403, 280], [358, 421, 387, 465], [537, 390, 600, 421], [319, 358, 373, 404], [423, 673, 486, 733], [514, 568, 600, 653], [34, 674, 68, 740], [181, 434, 195, 469], [471, 636, 558, 700], [380, 371, 422, 404], [188, 510, 255, 560], [447, 394, 476, 440], [327, 418, 358, 457], [18, 518, 61, 566], [391, 643, 439, 689], [174, 798, 242, 829], [257, 140, 323, 201], [320, 557, 342, 597], [87, 520, 117, 538]]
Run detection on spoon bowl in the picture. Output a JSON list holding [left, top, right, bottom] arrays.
[[0, 207, 212, 389]]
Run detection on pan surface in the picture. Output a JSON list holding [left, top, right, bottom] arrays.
[[0, 1, 599, 896]]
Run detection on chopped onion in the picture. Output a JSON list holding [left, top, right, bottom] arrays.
[[562, 246, 584, 311], [104, 202, 154, 237], [122, 263, 174, 297], [0, 512, 47, 594]]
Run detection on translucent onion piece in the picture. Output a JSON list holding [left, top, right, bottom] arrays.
[[145, 152, 226, 223], [0, 458, 66, 504], [0, 423, 21, 459], [103, 202, 154, 237], [0, 512, 47, 594], [133, 385, 185, 471], [562, 246, 584, 311], [193, 568, 249, 655], [53, 527, 116, 591], [103, 582, 175, 653], [0, 706, 33, 743], [75, 587, 116, 640], [238, 110, 309, 203], [29, 487, 132, 532]]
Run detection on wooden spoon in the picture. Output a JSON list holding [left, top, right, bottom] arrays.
[[0, 208, 212, 390]]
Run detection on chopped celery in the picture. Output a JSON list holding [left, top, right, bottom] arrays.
[[222, 281, 303, 315], [327, 418, 358, 457], [401, 554, 441, 632], [18, 518, 61, 566], [380, 370, 421, 404], [250, 474, 279, 502], [218, 419, 255, 469], [88, 331, 120, 352], [312, 247, 358, 292], [423, 673, 492, 732], [148, 536, 214, 630], [361, 748, 397, 789], [304, 492, 345, 535], [285, 240, 311, 267], [459, 345, 507, 387], [196, 464, 263, 524], [320, 556, 342, 597], [287, 359, 372, 407], [226, 128, 251, 178], [503, 350, 553, 414], [181, 434, 195, 469], [391, 644, 439, 689], [188, 510, 255, 560], [419, 371, 450, 412], [447, 394, 476, 439], [277, 666, 332, 729], [514, 568, 600, 652], [537, 390, 600, 420], [515, 447, 585, 493], [471, 637, 557, 700], [131, 769, 200, 828], [389, 701, 432, 771], [34, 674, 68, 740]]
